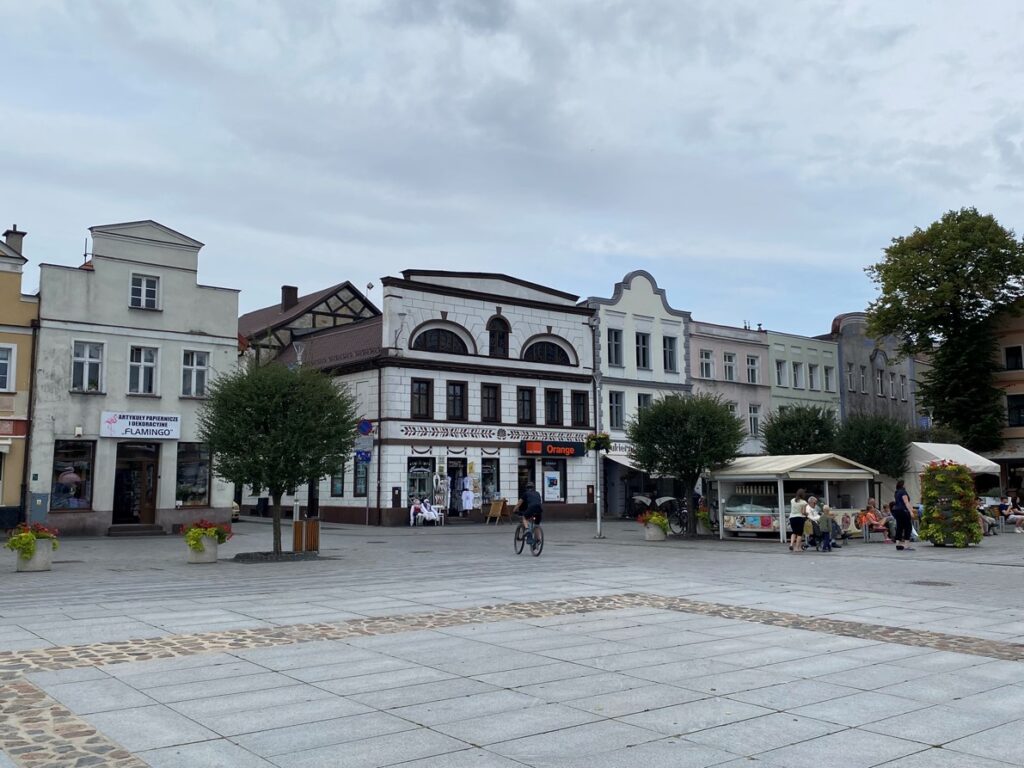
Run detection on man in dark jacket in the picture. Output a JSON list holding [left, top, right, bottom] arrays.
[[517, 483, 543, 543]]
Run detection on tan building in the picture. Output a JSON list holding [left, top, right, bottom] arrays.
[[0, 226, 38, 527], [987, 313, 1024, 493]]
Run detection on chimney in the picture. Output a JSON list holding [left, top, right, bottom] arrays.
[[281, 285, 299, 311], [3, 225, 26, 255]]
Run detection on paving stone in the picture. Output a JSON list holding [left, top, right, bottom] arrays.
[[861, 703, 1007, 745], [232, 711, 417, 757], [673, 668, 796, 696], [685, 711, 843, 756], [873, 747, 1019, 767], [271, 727, 470, 768], [516, 672, 651, 702], [168, 684, 340, 721], [42, 677, 156, 714], [789, 690, 929, 727], [755, 728, 924, 767], [944, 720, 1024, 764], [390, 689, 543, 726], [84, 704, 219, 752], [876, 672, 1009, 704], [198, 696, 374, 737], [563, 683, 707, 718], [540, 738, 739, 768], [472, 661, 596, 689], [350, 677, 498, 710], [390, 747, 529, 767], [140, 740, 277, 767], [433, 703, 602, 746], [619, 697, 773, 736], [281, 654, 417, 683], [314, 666, 457, 696], [488, 720, 663, 762], [728, 679, 861, 710]]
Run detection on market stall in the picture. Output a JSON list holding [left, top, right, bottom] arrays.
[[711, 454, 877, 541], [880, 442, 1000, 507]]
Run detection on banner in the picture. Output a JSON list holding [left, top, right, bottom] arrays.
[[101, 411, 181, 439]]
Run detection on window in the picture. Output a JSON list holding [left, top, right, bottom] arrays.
[[664, 337, 678, 373], [824, 366, 835, 392], [808, 364, 818, 390], [412, 328, 468, 355], [875, 369, 884, 396], [889, 372, 897, 399], [0, 346, 12, 391], [176, 443, 210, 507], [481, 383, 500, 423], [446, 381, 467, 421], [900, 374, 908, 401], [354, 461, 368, 497], [609, 391, 624, 429], [407, 457, 434, 502], [723, 352, 736, 382], [51, 440, 94, 509], [607, 329, 623, 366], [411, 379, 433, 419], [700, 349, 714, 379], [72, 341, 103, 392], [775, 359, 787, 387], [128, 346, 158, 394], [637, 393, 653, 411], [571, 391, 589, 427], [181, 350, 209, 397], [635, 333, 651, 369], [330, 470, 344, 497], [130, 274, 159, 309], [544, 389, 563, 426], [847, 363, 855, 391], [792, 362, 804, 389], [726, 402, 738, 416], [541, 458, 568, 502], [523, 341, 570, 365], [746, 355, 759, 384], [481, 458, 500, 505], [860, 365, 868, 393], [1007, 347, 1024, 371], [1010, 395, 1024, 427], [487, 317, 509, 358], [748, 404, 761, 436], [517, 387, 535, 424]]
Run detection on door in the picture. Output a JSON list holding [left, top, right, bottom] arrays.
[[517, 458, 535, 501], [447, 458, 467, 515], [113, 443, 160, 525]]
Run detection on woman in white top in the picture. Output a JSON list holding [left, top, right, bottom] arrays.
[[789, 488, 808, 552]]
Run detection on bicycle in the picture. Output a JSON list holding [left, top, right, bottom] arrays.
[[514, 515, 544, 557], [660, 498, 687, 535]]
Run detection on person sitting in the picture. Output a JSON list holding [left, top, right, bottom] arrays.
[[859, 499, 890, 542], [977, 498, 999, 536], [410, 497, 441, 526], [1007, 497, 1024, 533]]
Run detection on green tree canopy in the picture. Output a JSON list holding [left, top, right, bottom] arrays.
[[198, 362, 358, 554], [760, 405, 837, 455], [834, 414, 909, 479], [865, 208, 1024, 452], [626, 393, 744, 537]]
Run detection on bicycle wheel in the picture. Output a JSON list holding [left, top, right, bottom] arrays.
[[669, 511, 686, 535], [514, 523, 526, 554], [531, 525, 544, 556]]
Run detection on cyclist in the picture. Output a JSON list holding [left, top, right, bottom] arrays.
[[516, 483, 543, 544]]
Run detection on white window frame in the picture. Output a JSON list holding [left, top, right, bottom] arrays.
[[0, 344, 15, 392], [808, 363, 818, 390], [182, 350, 210, 397], [699, 349, 714, 379], [635, 332, 651, 370], [71, 340, 104, 393], [607, 328, 623, 367], [792, 362, 804, 389], [746, 355, 759, 384], [775, 359, 787, 387], [637, 393, 653, 411], [875, 369, 885, 396], [723, 352, 736, 382], [824, 365, 835, 392], [129, 273, 161, 310], [748, 404, 761, 436], [726, 401, 738, 416], [860, 365, 868, 393], [847, 363, 855, 391], [128, 345, 160, 395], [663, 336, 678, 373], [889, 371, 897, 399], [900, 374, 908, 401], [609, 390, 624, 429]]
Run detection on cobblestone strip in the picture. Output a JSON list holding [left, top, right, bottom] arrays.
[[0, 679, 144, 768]]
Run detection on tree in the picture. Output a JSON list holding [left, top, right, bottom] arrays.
[[866, 207, 1024, 451], [760, 405, 837, 455], [834, 414, 909, 479], [198, 362, 358, 555], [627, 393, 744, 537]]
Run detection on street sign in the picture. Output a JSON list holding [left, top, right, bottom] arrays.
[[354, 435, 374, 452], [357, 419, 374, 435], [355, 450, 372, 464]]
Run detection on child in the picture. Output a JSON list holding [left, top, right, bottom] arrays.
[[819, 505, 835, 552]]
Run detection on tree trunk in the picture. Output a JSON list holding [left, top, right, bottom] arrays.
[[271, 493, 282, 555]]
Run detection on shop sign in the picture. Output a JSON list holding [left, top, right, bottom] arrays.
[[519, 440, 586, 458], [101, 411, 181, 439]]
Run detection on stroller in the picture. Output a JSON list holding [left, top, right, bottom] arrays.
[[803, 517, 844, 550]]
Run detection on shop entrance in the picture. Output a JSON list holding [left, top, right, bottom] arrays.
[[113, 442, 160, 525], [517, 458, 535, 501], [447, 457, 467, 516]]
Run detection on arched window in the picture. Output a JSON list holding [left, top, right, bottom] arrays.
[[523, 341, 571, 366], [412, 329, 468, 355], [487, 317, 510, 358]]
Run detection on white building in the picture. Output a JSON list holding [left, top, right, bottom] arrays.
[[242, 270, 598, 524], [28, 221, 239, 535], [585, 271, 693, 517]]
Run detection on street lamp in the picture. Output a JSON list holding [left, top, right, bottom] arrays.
[[588, 314, 605, 539]]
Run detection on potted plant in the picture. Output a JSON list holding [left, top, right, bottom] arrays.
[[6, 523, 59, 572], [585, 432, 613, 452], [919, 460, 982, 548], [637, 511, 669, 541], [696, 507, 714, 536], [183, 519, 232, 563]]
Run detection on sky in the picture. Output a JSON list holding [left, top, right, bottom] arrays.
[[2, 0, 1023, 336]]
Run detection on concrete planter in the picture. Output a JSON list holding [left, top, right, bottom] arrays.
[[644, 525, 667, 541], [16, 543, 54, 572], [187, 539, 218, 564]]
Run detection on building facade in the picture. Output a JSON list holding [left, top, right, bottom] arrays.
[[0, 226, 37, 527], [820, 313, 919, 425], [242, 271, 598, 525], [985, 312, 1024, 493], [689, 321, 770, 456], [585, 271, 692, 517], [28, 221, 239, 535], [764, 331, 841, 416]]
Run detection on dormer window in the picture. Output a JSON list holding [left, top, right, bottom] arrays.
[[130, 275, 160, 310], [487, 317, 510, 358]]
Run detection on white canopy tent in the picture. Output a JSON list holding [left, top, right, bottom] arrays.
[[886, 443, 1001, 507]]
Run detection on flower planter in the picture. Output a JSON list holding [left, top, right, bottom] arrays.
[[696, 521, 713, 537], [644, 524, 667, 541], [188, 539, 218, 564], [16, 542, 54, 572]]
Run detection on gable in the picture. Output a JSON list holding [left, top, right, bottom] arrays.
[[89, 220, 203, 249]]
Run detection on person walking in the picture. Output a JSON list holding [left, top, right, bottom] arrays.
[[789, 489, 808, 552], [893, 480, 915, 552], [819, 504, 835, 552]]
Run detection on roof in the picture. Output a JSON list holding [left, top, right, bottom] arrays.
[[400, 270, 579, 302], [89, 220, 204, 248], [238, 281, 379, 339], [909, 443, 999, 475], [275, 317, 383, 370], [712, 453, 878, 481], [0, 240, 26, 263]]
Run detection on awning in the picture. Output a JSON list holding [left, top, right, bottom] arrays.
[[713, 453, 877, 481], [908, 442, 999, 475], [604, 453, 640, 471], [0, 440, 10, 454]]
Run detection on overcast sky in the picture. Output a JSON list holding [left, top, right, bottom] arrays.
[[3, 1, 1023, 335]]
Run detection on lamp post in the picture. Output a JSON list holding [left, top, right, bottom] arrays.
[[291, 340, 306, 523], [588, 314, 605, 539]]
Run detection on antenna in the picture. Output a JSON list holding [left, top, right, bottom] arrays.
[[83, 238, 88, 263]]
